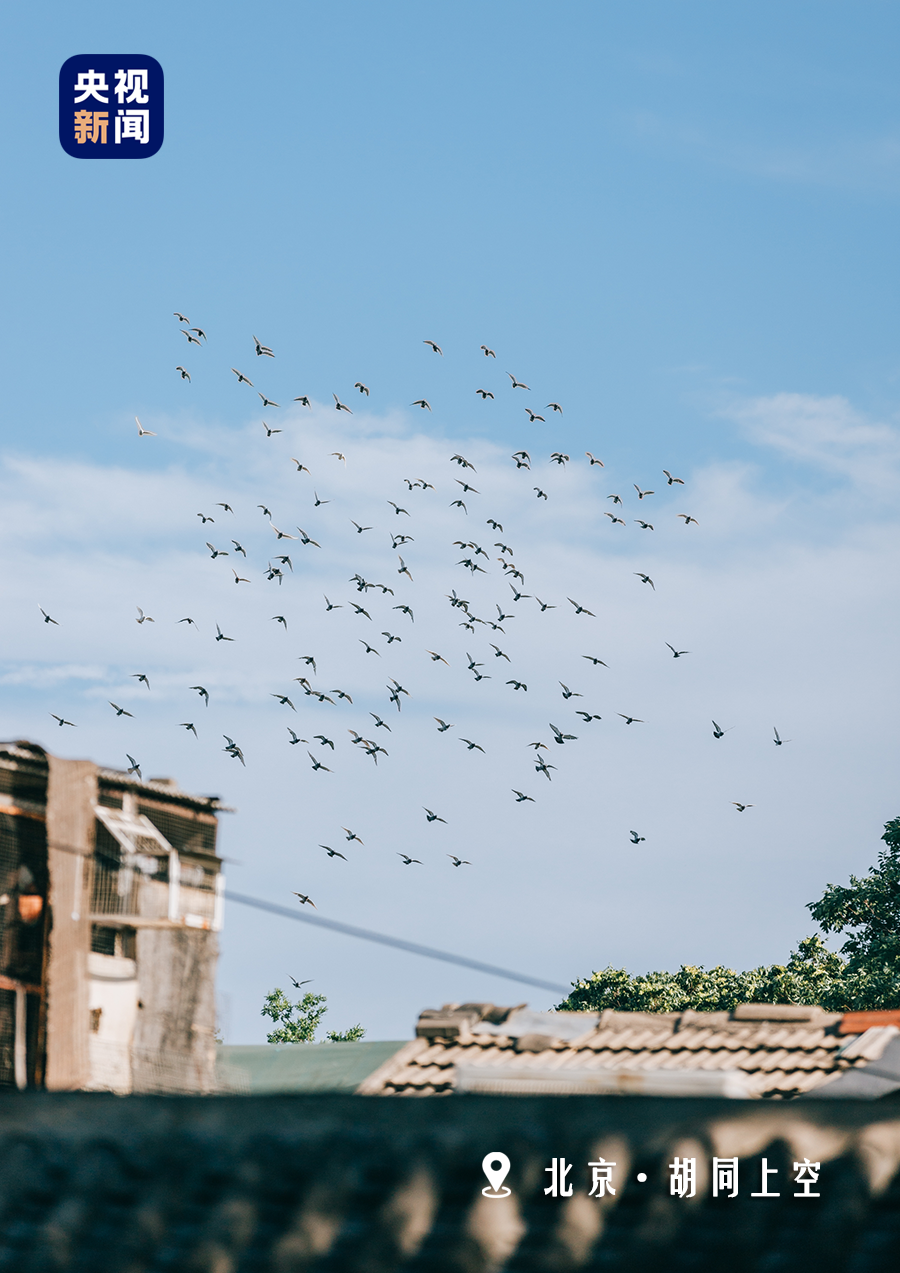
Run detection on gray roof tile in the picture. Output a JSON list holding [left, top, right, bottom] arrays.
[[366, 1001, 896, 1098]]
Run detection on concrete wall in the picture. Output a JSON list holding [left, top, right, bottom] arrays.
[[0, 1091, 897, 1271], [132, 926, 218, 1093], [44, 755, 95, 1091]]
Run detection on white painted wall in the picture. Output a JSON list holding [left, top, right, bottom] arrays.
[[86, 951, 138, 1093]]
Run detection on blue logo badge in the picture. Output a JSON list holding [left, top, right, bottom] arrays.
[[59, 55, 164, 158]]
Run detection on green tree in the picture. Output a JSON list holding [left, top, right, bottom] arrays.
[[808, 816, 900, 1009], [556, 937, 849, 1014], [261, 988, 366, 1043], [558, 819, 900, 1015], [262, 989, 328, 1043], [325, 1025, 367, 1042]]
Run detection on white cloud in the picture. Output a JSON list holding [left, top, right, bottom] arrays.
[[722, 392, 900, 494], [625, 110, 900, 194]]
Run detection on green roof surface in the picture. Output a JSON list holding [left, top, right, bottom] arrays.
[[217, 1040, 405, 1093]]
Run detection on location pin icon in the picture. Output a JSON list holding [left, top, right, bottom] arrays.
[[482, 1151, 511, 1198]]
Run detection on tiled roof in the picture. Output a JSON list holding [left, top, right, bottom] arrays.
[[0, 742, 228, 812], [359, 1001, 899, 1098], [97, 767, 228, 810]]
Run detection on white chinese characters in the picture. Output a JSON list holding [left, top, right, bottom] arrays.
[[72, 69, 151, 147], [544, 1158, 573, 1198], [750, 1158, 781, 1198], [669, 1157, 697, 1199], [712, 1157, 738, 1199], [73, 70, 109, 103], [588, 1159, 617, 1198], [485, 1156, 823, 1201], [114, 69, 149, 104], [793, 1159, 821, 1198], [115, 111, 150, 145]]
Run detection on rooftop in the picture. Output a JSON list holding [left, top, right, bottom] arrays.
[[217, 1040, 406, 1094], [0, 741, 228, 813], [359, 1001, 900, 1099]]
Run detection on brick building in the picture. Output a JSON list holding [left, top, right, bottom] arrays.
[[0, 740, 225, 1093]]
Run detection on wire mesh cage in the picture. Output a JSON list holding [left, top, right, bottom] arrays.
[[0, 813, 48, 986], [86, 1040, 220, 1095], [91, 808, 221, 927], [92, 811, 172, 919], [0, 990, 14, 1088], [131, 1045, 219, 1095]]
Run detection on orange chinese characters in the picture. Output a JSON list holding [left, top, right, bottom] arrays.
[[74, 111, 109, 144]]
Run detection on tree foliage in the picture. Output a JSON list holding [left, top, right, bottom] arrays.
[[557, 936, 849, 1014], [261, 988, 366, 1044], [807, 816, 900, 1010], [262, 989, 328, 1043], [325, 1025, 367, 1043], [558, 820, 900, 1015]]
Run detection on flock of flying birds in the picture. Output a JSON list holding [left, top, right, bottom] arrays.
[[39, 316, 792, 904]]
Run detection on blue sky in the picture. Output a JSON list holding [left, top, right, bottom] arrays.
[[2, 3, 899, 1042]]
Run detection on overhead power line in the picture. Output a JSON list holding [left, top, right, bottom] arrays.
[[224, 890, 569, 995]]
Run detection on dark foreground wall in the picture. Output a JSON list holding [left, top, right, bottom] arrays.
[[0, 1091, 898, 1272]]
